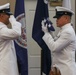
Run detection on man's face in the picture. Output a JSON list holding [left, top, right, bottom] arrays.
[[56, 15, 68, 27], [0, 13, 10, 25]]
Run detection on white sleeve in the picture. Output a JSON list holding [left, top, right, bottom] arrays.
[[0, 15, 21, 40], [42, 31, 72, 52]]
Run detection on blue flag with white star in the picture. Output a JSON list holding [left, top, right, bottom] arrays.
[[32, 0, 55, 75], [14, 0, 28, 75]]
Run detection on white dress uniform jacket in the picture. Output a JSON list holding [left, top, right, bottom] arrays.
[[42, 23, 76, 75], [0, 16, 21, 75]]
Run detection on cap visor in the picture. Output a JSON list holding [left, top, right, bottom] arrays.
[[53, 15, 57, 18], [53, 15, 62, 18]]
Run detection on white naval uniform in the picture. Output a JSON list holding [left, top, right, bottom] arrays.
[[0, 16, 21, 75], [42, 23, 76, 75]]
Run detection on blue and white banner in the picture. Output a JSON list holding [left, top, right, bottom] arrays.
[[32, 0, 55, 75], [14, 0, 28, 75]]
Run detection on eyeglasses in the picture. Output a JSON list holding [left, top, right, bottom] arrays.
[[2, 13, 10, 16]]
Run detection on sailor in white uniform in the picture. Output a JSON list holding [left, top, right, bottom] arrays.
[[0, 3, 21, 75], [41, 0, 76, 75]]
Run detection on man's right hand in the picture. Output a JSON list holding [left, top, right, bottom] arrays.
[[41, 20, 48, 33]]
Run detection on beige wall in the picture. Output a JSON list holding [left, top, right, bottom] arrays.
[[0, 0, 16, 14]]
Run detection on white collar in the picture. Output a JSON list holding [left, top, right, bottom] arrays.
[[61, 23, 71, 29]]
